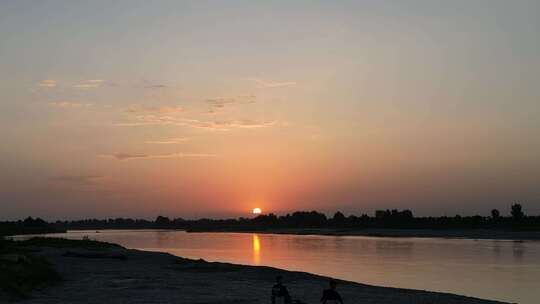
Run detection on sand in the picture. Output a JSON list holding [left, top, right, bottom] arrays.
[[18, 245, 509, 304]]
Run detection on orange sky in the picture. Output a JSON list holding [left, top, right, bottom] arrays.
[[1, 1, 540, 219]]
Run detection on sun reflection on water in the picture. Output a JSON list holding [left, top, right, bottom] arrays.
[[252, 234, 261, 265]]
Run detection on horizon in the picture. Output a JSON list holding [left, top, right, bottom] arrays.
[[2, 0, 540, 220], [3, 204, 531, 222]]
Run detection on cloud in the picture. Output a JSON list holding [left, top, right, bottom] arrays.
[[102, 152, 216, 160], [114, 115, 179, 126], [49, 101, 93, 108], [184, 119, 276, 131], [106, 153, 148, 160], [115, 115, 275, 131], [50, 175, 104, 185], [144, 84, 167, 89], [205, 95, 256, 109], [224, 119, 275, 129], [145, 137, 190, 144], [250, 78, 297, 88], [73, 79, 104, 88], [38, 80, 57, 87], [139, 79, 168, 89], [125, 105, 184, 114]]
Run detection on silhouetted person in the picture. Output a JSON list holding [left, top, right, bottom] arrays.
[[321, 280, 343, 304], [272, 275, 291, 304]]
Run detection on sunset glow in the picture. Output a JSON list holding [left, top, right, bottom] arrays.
[[252, 208, 262, 215], [1, 1, 540, 221]]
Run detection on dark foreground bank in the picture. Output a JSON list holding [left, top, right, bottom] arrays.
[[0, 237, 509, 304]]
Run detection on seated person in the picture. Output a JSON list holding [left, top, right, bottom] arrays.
[[321, 280, 343, 304], [272, 275, 292, 304]]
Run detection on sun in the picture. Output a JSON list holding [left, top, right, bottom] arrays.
[[252, 208, 262, 214]]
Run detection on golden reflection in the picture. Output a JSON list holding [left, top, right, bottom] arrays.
[[252, 234, 261, 265]]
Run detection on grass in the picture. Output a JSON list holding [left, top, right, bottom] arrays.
[[0, 252, 61, 300], [16, 237, 121, 249], [1, 237, 60, 300], [0, 237, 120, 301]]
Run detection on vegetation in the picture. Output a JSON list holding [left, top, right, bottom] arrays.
[[0, 217, 65, 237], [2, 203, 539, 236], [0, 238, 61, 300], [0, 236, 119, 300], [16, 237, 121, 249], [178, 204, 540, 232]]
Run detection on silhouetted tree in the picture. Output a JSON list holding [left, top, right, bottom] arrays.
[[23, 217, 47, 227], [155, 216, 171, 227], [491, 209, 500, 220], [252, 213, 278, 227], [333, 211, 346, 222], [330, 211, 346, 227], [401, 210, 414, 219], [375, 210, 386, 219], [288, 211, 327, 227], [511, 204, 524, 221]]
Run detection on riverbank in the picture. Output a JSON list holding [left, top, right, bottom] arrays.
[[3, 238, 509, 304], [187, 227, 540, 240]]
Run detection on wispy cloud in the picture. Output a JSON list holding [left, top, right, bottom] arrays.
[[144, 84, 167, 89], [102, 152, 216, 161], [206, 95, 256, 109], [50, 175, 104, 185], [114, 115, 179, 126], [250, 78, 297, 88], [73, 79, 104, 88], [140, 79, 168, 89], [184, 119, 276, 131], [38, 80, 57, 87], [49, 101, 93, 108], [145, 137, 190, 144], [115, 115, 275, 131], [125, 105, 184, 114]]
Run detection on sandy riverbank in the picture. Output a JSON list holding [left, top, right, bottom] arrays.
[[16, 243, 509, 304], [187, 227, 540, 240]]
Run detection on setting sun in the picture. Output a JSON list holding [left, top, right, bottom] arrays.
[[252, 208, 262, 214]]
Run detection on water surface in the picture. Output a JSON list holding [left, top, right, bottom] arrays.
[[20, 230, 540, 304]]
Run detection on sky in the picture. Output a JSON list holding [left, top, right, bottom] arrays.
[[1, 0, 540, 220]]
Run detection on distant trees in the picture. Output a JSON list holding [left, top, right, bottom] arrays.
[[332, 211, 346, 225], [373, 209, 414, 228], [401, 210, 414, 219], [491, 209, 500, 220], [22, 217, 47, 227], [0, 217, 63, 236], [511, 204, 524, 221], [4, 203, 539, 235], [155, 216, 171, 227], [252, 213, 278, 227], [333, 211, 346, 222], [286, 211, 327, 227]]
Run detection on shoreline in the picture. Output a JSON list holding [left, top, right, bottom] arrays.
[[17, 240, 508, 304], [185, 227, 540, 241]]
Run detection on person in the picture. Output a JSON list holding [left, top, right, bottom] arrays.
[[271, 275, 291, 304], [320, 280, 343, 304]]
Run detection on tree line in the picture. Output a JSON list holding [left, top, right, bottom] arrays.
[[1, 203, 539, 236]]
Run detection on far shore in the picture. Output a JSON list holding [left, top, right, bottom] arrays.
[[185, 227, 540, 240], [22, 226, 540, 241], [6, 238, 508, 304]]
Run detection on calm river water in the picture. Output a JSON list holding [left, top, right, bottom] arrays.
[[21, 230, 540, 304]]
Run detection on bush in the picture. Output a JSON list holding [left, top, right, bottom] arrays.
[[0, 251, 61, 300], [18, 237, 121, 249]]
